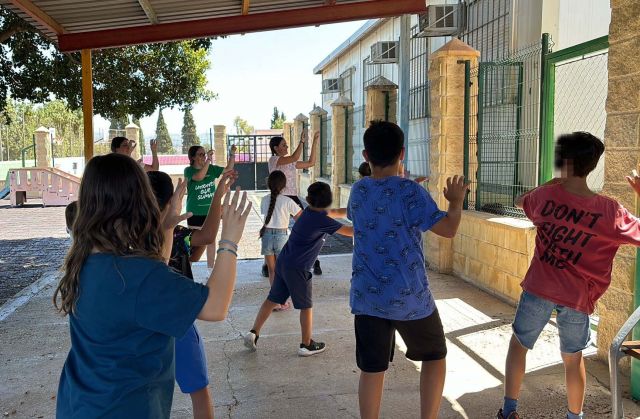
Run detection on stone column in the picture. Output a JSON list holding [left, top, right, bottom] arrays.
[[293, 114, 309, 193], [330, 95, 355, 206], [365, 75, 399, 125], [596, 0, 640, 362], [282, 121, 294, 149], [213, 125, 227, 166], [425, 39, 480, 273], [309, 106, 328, 183], [34, 126, 52, 167], [125, 123, 141, 161]]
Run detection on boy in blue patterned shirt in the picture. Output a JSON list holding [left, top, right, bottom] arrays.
[[347, 121, 468, 419]]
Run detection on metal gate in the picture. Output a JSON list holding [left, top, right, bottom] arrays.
[[226, 135, 272, 190]]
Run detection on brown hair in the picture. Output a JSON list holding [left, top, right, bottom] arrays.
[[54, 153, 165, 315], [260, 170, 287, 238]]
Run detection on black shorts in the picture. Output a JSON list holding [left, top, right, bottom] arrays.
[[354, 310, 447, 373], [187, 215, 207, 228], [267, 264, 313, 309]]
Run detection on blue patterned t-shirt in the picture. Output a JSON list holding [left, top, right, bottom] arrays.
[[347, 176, 446, 320]]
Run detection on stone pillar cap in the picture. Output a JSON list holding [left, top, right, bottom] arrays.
[[125, 122, 139, 129], [294, 113, 309, 122], [365, 75, 399, 90], [309, 106, 328, 116], [35, 126, 49, 133], [330, 95, 355, 107], [431, 38, 480, 58]]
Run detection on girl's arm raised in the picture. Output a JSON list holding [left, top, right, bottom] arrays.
[[198, 188, 252, 321]]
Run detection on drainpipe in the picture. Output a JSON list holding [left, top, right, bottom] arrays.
[[399, 14, 411, 168]]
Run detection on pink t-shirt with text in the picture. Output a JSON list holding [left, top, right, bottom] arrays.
[[521, 183, 640, 314]]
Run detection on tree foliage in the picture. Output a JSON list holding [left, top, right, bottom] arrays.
[[0, 6, 215, 120], [155, 110, 174, 154], [270, 107, 286, 129], [181, 108, 200, 154], [233, 116, 254, 135]]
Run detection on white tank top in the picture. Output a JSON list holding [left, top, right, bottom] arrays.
[[268, 155, 298, 196]]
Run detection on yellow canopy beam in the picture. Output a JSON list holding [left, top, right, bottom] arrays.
[[81, 49, 93, 162]]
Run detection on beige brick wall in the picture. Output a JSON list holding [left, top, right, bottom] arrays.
[[596, 0, 640, 361], [339, 184, 352, 208], [453, 211, 535, 304]]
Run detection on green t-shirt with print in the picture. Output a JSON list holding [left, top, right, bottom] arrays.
[[184, 165, 224, 216]]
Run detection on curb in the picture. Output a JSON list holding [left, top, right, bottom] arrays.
[[0, 270, 59, 322]]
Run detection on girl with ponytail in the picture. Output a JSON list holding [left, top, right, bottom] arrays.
[[260, 170, 302, 309]]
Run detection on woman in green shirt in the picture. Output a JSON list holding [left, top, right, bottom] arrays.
[[185, 145, 236, 267]]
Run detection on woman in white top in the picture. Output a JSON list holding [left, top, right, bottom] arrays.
[[260, 171, 302, 310], [266, 129, 321, 274]]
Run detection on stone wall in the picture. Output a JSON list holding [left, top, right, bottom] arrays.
[[453, 211, 536, 304], [596, 0, 640, 361], [339, 184, 352, 208]]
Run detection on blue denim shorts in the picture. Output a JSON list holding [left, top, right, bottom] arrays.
[[512, 291, 592, 353], [261, 229, 288, 256]]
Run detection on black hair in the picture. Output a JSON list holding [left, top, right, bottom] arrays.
[[306, 181, 332, 209], [111, 136, 128, 152], [358, 162, 371, 178], [259, 170, 287, 238], [147, 171, 174, 211], [188, 145, 204, 166], [269, 136, 285, 156], [65, 201, 78, 230], [363, 121, 404, 168], [554, 131, 604, 177]]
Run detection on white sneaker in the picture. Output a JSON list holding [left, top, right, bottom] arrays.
[[244, 331, 258, 351], [298, 340, 326, 357]]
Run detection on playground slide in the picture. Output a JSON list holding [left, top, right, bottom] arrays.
[[0, 173, 9, 199], [8, 167, 80, 207]]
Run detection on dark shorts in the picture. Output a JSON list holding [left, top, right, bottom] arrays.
[[354, 310, 447, 373], [267, 264, 313, 309], [187, 215, 207, 228]]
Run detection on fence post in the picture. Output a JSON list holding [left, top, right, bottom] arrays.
[[309, 106, 327, 183], [213, 125, 227, 166], [365, 76, 399, 124], [125, 123, 141, 161], [330, 95, 354, 207], [426, 38, 480, 273]]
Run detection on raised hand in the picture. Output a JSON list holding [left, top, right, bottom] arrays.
[[627, 169, 640, 197], [230, 144, 237, 154], [162, 178, 192, 230], [150, 139, 158, 153], [206, 149, 214, 162], [312, 130, 320, 144], [214, 170, 238, 202], [220, 187, 252, 244], [443, 175, 469, 205]]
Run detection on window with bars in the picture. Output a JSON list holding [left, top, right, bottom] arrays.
[[409, 25, 430, 120], [340, 69, 353, 101], [460, 0, 513, 62]]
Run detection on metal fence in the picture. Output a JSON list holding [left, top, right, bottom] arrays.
[[465, 40, 543, 216], [409, 24, 430, 120], [320, 115, 332, 178]]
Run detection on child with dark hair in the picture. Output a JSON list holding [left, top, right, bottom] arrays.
[[64, 201, 77, 236], [358, 161, 372, 178], [260, 170, 303, 309], [245, 181, 353, 356], [348, 121, 468, 419], [111, 136, 159, 172], [148, 170, 235, 419], [497, 132, 640, 419]]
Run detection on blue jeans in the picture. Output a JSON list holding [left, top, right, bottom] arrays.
[[512, 291, 592, 353]]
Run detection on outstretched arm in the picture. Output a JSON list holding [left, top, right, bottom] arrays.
[[327, 208, 347, 219], [191, 150, 213, 181], [276, 130, 306, 166], [296, 130, 320, 170], [144, 140, 159, 171], [430, 175, 468, 239], [336, 225, 354, 237], [224, 145, 237, 172]]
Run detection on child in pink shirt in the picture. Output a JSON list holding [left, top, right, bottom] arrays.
[[498, 132, 640, 419]]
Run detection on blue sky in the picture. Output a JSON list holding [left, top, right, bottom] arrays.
[[112, 20, 367, 140]]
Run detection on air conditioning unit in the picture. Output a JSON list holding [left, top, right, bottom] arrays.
[[322, 78, 342, 94], [370, 41, 399, 64], [416, 4, 462, 37]]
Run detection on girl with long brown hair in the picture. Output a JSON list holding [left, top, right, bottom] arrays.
[[260, 170, 302, 310], [54, 153, 251, 418]]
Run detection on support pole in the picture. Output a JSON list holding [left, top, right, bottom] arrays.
[[81, 49, 94, 162]]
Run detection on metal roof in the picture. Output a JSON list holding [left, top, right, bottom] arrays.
[[313, 18, 386, 74], [1, 0, 427, 52]]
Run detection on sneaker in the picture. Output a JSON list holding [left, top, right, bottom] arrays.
[[496, 409, 520, 419], [244, 330, 259, 351], [261, 264, 269, 278], [313, 260, 322, 276], [298, 340, 326, 357]]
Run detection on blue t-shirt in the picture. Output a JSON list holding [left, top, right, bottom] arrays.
[[277, 208, 343, 271], [347, 176, 446, 321], [56, 253, 209, 419]]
